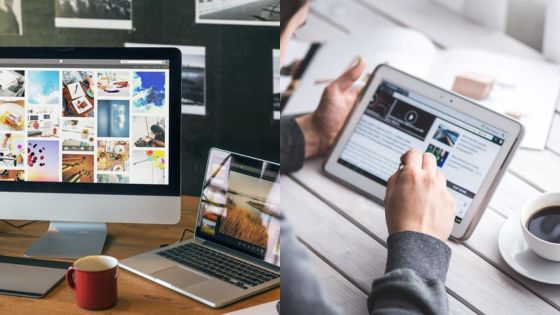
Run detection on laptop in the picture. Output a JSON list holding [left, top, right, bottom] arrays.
[[120, 148, 280, 308]]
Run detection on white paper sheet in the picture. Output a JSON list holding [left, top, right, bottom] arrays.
[[224, 300, 279, 315], [282, 28, 437, 116], [428, 49, 560, 150], [282, 28, 560, 149], [67, 82, 85, 100]]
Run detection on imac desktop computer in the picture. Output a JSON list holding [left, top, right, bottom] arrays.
[[0, 48, 182, 258]]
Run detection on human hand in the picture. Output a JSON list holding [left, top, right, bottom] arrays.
[[384, 149, 456, 241], [296, 57, 366, 158]]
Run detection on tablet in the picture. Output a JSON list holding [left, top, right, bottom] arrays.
[[324, 65, 524, 240], [0, 256, 71, 298]]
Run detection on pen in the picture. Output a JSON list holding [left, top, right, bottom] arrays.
[[75, 84, 78, 94]]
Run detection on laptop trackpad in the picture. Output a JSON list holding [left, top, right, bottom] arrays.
[[152, 266, 209, 288]]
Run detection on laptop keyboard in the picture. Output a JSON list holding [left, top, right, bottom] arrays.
[[157, 243, 279, 290]]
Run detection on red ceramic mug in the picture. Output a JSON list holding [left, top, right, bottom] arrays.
[[66, 255, 119, 310]]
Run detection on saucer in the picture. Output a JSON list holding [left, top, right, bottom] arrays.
[[499, 211, 560, 284]]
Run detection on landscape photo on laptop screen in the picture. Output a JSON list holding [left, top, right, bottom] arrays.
[[0, 58, 170, 184], [197, 154, 280, 266]]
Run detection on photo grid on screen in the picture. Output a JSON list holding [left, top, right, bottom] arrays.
[[0, 60, 169, 185]]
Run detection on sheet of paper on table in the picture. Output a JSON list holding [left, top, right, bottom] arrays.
[[427, 49, 560, 150], [67, 82, 85, 99], [282, 28, 436, 116], [71, 96, 93, 115], [223, 300, 279, 315], [282, 28, 560, 150], [280, 39, 311, 94]]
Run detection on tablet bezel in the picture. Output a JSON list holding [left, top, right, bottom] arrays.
[[324, 65, 524, 240]]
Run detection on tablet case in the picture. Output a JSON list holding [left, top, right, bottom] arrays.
[[0, 255, 71, 298]]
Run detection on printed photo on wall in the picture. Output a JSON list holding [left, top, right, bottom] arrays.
[[54, 0, 133, 30], [0, 0, 23, 35], [125, 43, 206, 116], [196, 0, 279, 26], [273, 49, 280, 120]]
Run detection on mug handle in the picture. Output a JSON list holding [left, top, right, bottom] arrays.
[[66, 266, 76, 290]]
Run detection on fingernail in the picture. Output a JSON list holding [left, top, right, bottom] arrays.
[[347, 57, 360, 69]]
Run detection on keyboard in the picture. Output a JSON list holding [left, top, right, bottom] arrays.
[[157, 242, 279, 290]]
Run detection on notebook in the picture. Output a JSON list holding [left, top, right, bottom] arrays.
[[67, 82, 85, 99]]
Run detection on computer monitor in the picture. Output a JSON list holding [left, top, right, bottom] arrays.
[[0, 48, 182, 258]]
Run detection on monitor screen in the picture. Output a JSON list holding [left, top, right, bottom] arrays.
[[196, 152, 280, 267], [0, 58, 171, 185]]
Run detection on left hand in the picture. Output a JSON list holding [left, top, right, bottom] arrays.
[[296, 57, 366, 158]]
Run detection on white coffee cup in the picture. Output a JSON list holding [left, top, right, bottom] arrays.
[[520, 192, 560, 261]]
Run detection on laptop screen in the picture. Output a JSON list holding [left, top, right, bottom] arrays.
[[196, 150, 280, 267]]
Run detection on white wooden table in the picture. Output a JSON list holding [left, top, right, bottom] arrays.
[[283, 1, 560, 314]]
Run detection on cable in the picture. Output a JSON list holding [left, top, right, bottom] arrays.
[[1, 220, 39, 229], [159, 227, 195, 248], [178, 228, 195, 243]]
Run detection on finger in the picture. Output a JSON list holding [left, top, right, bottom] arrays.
[[349, 85, 363, 101], [343, 86, 364, 111], [332, 57, 365, 91], [436, 169, 447, 185], [400, 149, 423, 170], [386, 173, 396, 191], [384, 175, 395, 204], [422, 152, 437, 173]]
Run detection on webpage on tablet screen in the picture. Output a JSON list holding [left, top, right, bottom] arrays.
[[338, 81, 507, 223]]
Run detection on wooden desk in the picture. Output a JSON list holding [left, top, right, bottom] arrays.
[[0, 196, 279, 314], [286, 1, 560, 314]]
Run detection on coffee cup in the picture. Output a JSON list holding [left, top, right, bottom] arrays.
[[520, 192, 560, 261], [66, 255, 119, 310]]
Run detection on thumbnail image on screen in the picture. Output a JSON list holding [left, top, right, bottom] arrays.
[[196, 154, 280, 266], [0, 60, 170, 185]]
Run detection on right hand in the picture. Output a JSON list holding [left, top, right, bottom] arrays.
[[384, 149, 456, 241]]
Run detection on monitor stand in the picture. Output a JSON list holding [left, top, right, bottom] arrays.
[[24, 222, 107, 259]]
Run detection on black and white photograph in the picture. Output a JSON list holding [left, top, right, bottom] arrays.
[[196, 0, 280, 26], [54, 0, 133, 30], [273, 49, 280, 119], [0, 70, 24, 97], [0, 0, 22, 35], [125, 43, 207, 116]]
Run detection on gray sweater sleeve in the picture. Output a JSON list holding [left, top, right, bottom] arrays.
[[280, 218, 341, 315], [281, 216, 451, 315], [368, 231, 452, 315], [280, 118, 305, 173]]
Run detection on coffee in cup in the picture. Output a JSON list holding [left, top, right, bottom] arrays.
[[520, 192, 560, 261], [66, 255, 119, 310]]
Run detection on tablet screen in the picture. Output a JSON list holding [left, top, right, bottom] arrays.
[[337, 81, 508, 223]]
